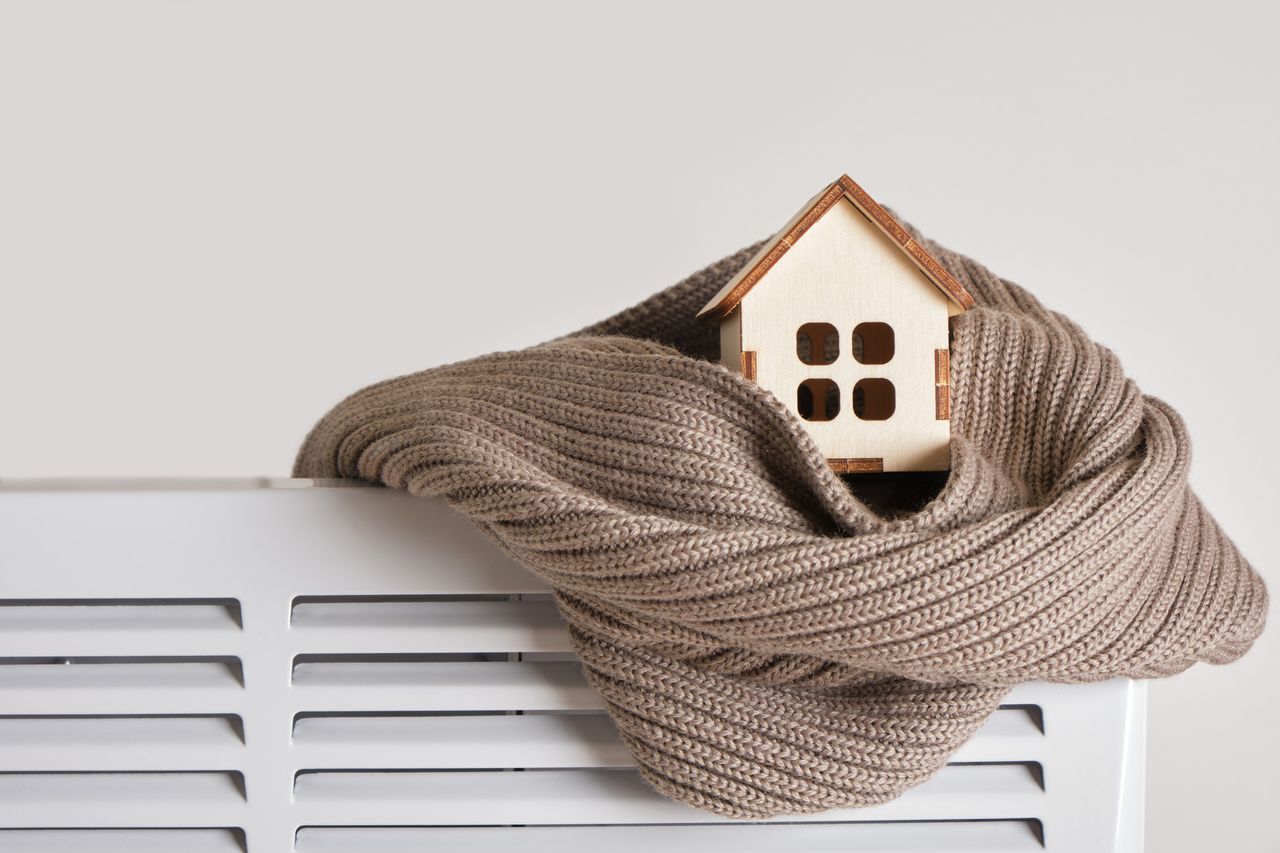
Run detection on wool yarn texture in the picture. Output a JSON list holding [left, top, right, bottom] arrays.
[[294, 224, 1269, 819]]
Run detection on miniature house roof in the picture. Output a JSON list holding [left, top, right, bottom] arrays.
[[697, 175, 976, 320]]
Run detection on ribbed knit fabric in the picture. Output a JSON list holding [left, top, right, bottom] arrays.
[[294, 225, 1268, 819]]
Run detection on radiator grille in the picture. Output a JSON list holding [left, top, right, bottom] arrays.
[[0, 481, 1146, 851]]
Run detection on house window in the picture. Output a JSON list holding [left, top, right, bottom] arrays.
[[852, 378, 895, 420], [797, 379, 840, 421], [796, 323, 839, 365], [852, 322, 894, 364]]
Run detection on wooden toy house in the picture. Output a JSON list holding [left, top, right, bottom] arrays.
[[697, 175, 975, 473]]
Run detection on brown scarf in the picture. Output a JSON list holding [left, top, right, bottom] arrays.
[[294, 227, 1268, 818]]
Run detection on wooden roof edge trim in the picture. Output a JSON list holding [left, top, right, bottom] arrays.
[[835, 175, 976, 310], [696, 181, 846, 319]]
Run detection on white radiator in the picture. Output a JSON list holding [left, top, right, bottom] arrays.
[[0, 479, 1146, 852]]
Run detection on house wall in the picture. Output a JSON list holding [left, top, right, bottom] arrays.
[[735, 197, 952, 471]]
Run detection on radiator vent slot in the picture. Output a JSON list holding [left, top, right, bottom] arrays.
[[0, 828, 247, 852], [0, 598, 242, 628], [0, 656, 245, 689], [290, 595, 568, 654], [0, 772, 247, 835], [0, 598, 243, 660], [0, 715, 244, 772], [292, 710, 628, 769], [290, 652, 597, 713], [288, 763, 1046, 824], [292, 821, 1045, 853], [0, 770, 247, 801]]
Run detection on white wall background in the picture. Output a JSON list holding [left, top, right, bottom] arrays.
[[1, 2, 1275, 849]]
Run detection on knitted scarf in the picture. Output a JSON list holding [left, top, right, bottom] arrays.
[[293, 226, 1268, 819]]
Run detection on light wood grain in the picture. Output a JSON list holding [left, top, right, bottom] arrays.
[[719, 196, 954, 472]]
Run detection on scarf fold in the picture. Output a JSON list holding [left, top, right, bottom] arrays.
[[294, 226, 1268, 818]]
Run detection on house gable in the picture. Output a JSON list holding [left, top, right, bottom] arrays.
[[697, 175, 974, 321], [736, 195, 951, 322]]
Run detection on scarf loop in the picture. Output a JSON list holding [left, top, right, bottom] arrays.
[[294, 227, 1268, 818]]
